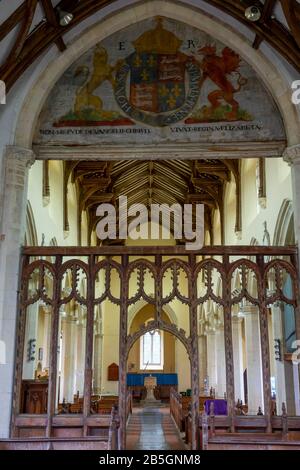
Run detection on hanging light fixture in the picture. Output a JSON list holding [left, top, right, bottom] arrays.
[[57, 8, 74, 27], [245, 5, 261, 22]]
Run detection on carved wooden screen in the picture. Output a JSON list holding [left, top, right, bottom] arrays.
[[13, 246, 299, 449]]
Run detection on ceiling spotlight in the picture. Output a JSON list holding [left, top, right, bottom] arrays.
[[245, 5, 261, 22], [58, 8, 74, 27]]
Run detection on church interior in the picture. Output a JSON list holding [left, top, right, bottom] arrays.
[[0, 0, 300, 452]]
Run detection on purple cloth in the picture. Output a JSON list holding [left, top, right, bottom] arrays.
[[205, 399, 227, 415]]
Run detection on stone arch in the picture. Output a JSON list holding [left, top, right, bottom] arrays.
[[223, 176, 237, 242], [273, 199, 295, 246], [14, 0, 299, 149], [127, 299, 177, 332], [25, 201, 38, 246]]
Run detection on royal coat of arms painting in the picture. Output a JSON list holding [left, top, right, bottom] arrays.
[[35, 17, 285, 145]]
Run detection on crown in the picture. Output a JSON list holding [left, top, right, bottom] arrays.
[[133, 17, 182, 55]]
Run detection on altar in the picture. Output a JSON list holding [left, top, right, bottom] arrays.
[[127, 373, 178, 403], [143, 375, 158, 404], [127, 373, 178, 386]]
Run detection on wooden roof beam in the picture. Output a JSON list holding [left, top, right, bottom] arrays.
[[2, 0, 300, 90], [203, 0, 300, 70], [0, 2, 27, 42], [280, 0, 300, 49], [40, 0, 66, 51], [192, 178, 223, 187], [4, 0, 38, 65], [253, 0, 277, 49]]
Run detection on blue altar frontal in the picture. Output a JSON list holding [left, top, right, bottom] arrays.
[[127, 373, 178, 386]]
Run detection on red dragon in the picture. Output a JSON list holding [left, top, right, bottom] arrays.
[[197, 45, 248, 120]]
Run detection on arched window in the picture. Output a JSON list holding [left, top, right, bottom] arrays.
[[140, 330, 164, 370]]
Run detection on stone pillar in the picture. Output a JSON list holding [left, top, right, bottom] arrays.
[[284, 146, 300, 258], [271, 303, 287, 413], [22, 303, 39, 380], [292, 362, 300, 416], [242, 304, 264, 414], [283, 145, 300, 414], [206, 331, 217, 391], [0, 146, 35, 438], [62, 317, 77, 402], [198, 334, 207, 395], [41, 305, 51, 370], [216, 326, 226, 398], [75, 320, 85, 394], [232, 315, 245, 402], [93, 333, 103, 394]]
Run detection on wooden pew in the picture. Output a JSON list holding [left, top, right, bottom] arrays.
[[170, 390, 216, 434], [57, 395, 119, 415], [154, 385, 176, 402], [0, 406, 120, 450], [170, 389, 184, 431], [126, 391, 133, 422], [0, 437, 110, 450], [191, 402, 300, 450], [97, 396, 118, 414], [128, 385, 146, 402], [206, 434, 300, 451]]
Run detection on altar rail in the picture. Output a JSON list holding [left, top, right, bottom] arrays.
[[13, 245, 300, 449]]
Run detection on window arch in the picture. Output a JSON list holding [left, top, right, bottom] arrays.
[[140, 329, 164, 371]]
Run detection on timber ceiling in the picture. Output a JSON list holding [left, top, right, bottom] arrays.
[[1, 0, 300, 93], [56, 159, 245, 245]]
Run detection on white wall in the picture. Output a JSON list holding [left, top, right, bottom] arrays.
[[28, 161, 79, 246], [222, 158, 293, 246]]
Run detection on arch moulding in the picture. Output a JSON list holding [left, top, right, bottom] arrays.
[[126, 319, 192, 360], [14, 0, 300, 154]]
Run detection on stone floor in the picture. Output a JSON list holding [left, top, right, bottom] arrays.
[[126, 406, 187, 450]]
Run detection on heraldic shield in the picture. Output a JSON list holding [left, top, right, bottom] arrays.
[[126, 52, 186, 113], [114, 18, 201, 126]]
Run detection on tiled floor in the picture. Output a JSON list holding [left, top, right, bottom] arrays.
[[126, 406, 187, 450]]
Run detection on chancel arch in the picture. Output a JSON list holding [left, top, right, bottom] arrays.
[[128, 299, 178, 333], [13, 1, 300, 150]]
